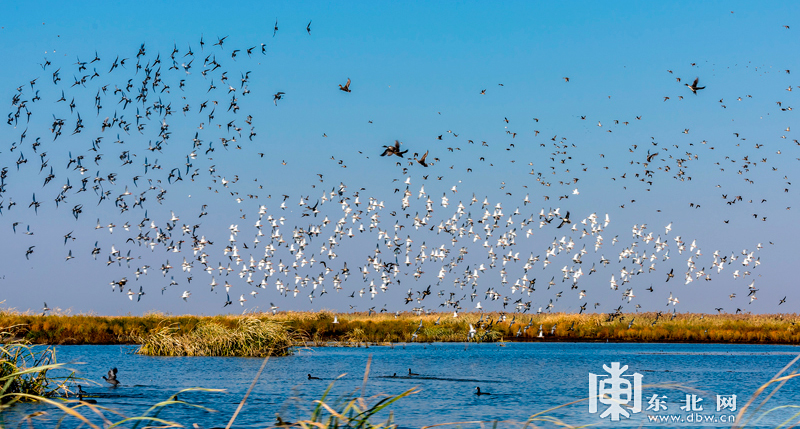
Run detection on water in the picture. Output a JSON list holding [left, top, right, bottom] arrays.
[[6, 342, 800, 428]]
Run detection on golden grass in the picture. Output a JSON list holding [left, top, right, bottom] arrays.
[[2, 307, 800, 346], [133, 316, 298, 357]]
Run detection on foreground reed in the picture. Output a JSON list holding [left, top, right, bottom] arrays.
[[0, 326, 77, 410], [133, 316, 298, 357]]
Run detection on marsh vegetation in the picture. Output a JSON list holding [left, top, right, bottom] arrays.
[[2, 308, 800, 351]]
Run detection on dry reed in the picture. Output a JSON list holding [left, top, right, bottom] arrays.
[[2, 307, 800, 346], [133, 316, 298, 357]]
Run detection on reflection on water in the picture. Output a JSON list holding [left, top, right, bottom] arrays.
[[4, 342, 800, 428]]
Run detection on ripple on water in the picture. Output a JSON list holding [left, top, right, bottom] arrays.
[[4, 342, 800, 428]]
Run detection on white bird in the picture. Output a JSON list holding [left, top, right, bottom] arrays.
[[668, 292, 679, 306], [181, 291, 191, 301]]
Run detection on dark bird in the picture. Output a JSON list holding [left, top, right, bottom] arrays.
[[475, 387, 491, 396], [339, 78, 351, 93], [381, 140, 407, 157], [102, 368, 120, 386], [307, 374, 320, 380], [415, 150, 430, 167], [557, 211, 571, 229], [273, 92, 285, 106], [77, 394, 97, 404], [685, 77, 705, 94]]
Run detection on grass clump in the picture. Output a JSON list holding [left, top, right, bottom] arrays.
[[0, 326, 74, 410], [134, 316, 298, 357]]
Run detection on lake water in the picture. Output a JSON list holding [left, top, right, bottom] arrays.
[[5, 342, 800, 428]]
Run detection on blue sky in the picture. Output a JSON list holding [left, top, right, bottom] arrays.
[[0, 1, 797, 316]]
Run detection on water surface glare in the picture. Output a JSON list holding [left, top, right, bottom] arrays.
[[6, 342, 800, 428]]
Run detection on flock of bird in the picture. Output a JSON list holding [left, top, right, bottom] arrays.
[[2, 23, 797, 323]]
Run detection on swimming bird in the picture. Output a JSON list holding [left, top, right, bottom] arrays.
[[276, 416, 294, 427], [77, 393, 97, 404], [408, 368, 419, 376], [102, 368, 119, 386], [475, 387, 491, 395], [308, 374, 320, 380]]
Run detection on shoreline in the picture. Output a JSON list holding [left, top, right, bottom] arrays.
[[3, 310, 800, 346]]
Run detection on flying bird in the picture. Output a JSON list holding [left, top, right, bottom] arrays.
[[273, 92, 285, 106], [339, 78, 351, 93], [381, 140, 407, 157], [685, 77, 705, 94]]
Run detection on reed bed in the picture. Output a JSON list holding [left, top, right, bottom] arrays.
[[2, 307, 800, 346], [0, 327, 75, 411], [133, 316, 298, 357], [274, 311, 800, 345]]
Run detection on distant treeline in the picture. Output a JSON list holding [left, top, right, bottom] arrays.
[[2, 310, 800, 345]]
